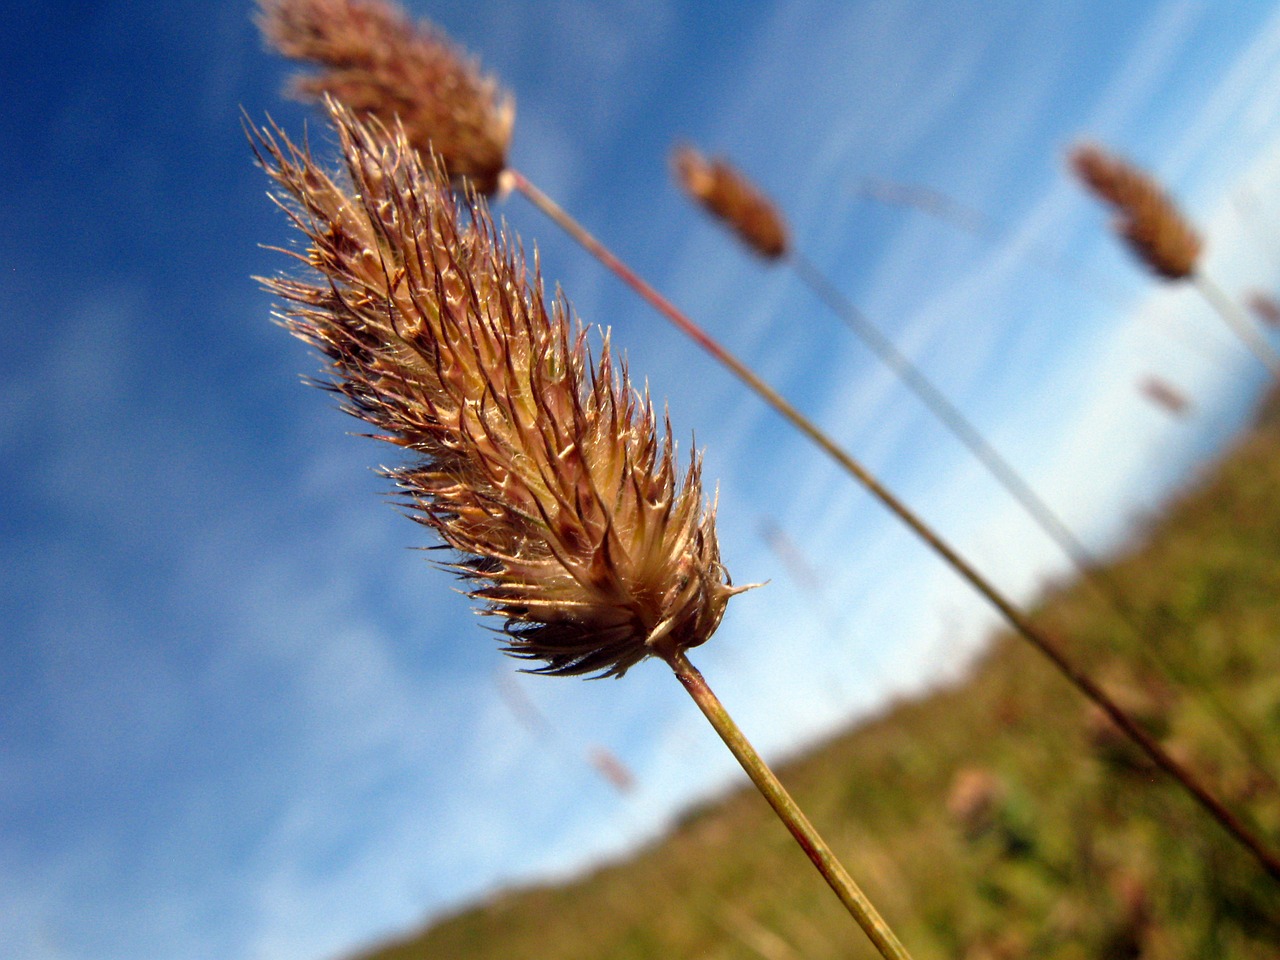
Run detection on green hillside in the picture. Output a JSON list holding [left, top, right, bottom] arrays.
[[358, 389, 1280, 960]]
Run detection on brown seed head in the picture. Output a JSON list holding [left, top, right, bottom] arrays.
[[1069, 142, 1202, 280], [671, 144, 790, 260], [252, 101, 741, 677], [257, 0, 514, 193]]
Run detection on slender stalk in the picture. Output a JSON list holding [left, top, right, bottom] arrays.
[[1193, 272, 1280, 380], [662, 649, 914, 960], [790, 249, 1280, 795], [788, 248, 1101, 584], [507, 166, 1280, 884], [858, 177, 1230, 367]]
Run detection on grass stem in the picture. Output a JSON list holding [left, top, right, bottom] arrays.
[[790, 249, 1280, 796], [663, 649, 914, 960], [508, 166, 1280, 885], [1194, 272, 1280, 380]]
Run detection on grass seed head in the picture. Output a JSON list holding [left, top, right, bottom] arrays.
[[252, 100, 740, 678], [257, 0, 514, 194], [672, 144, 790, 260], [1069, 142, 1201, 281]]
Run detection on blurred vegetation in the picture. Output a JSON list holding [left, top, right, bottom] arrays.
[[354, 388, 1280, 960]]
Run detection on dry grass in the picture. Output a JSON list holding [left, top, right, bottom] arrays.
[[253, 101, 738, 678], [1069, 142, 1202, 281], [353, 388, 1280, 959]]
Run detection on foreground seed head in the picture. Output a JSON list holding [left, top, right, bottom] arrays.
[[671, 144, 790, 260], [257, 0, 514, 193], [253, 101, 743, 677], [1069, 143, 1201, 281]]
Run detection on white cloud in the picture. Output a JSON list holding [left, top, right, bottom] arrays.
[[12, 4, 1280, 960]]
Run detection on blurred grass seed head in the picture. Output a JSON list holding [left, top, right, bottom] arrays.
[[1070, 142, 1202, 281], [671, 143, 791, 261], [258, 0, 514, 194]]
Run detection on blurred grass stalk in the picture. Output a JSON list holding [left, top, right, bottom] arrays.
[[251, 79, 913, 960], [255, 0, 1280, 886], [671, 145, 1280, 799]]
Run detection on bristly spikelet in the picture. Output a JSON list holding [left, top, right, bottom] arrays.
[[1069, 143, 1202, 281], [257, 0, 514, 194], [671, 144, 790, 260], [252, 101, 741, 678]]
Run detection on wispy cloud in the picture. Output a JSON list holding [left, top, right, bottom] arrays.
[[9, 3, 1280, 959]]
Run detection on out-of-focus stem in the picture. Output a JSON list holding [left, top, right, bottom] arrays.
[[507, 166, 1280, 884], [790, 250, 1280, 796], [663, 649, 914, 960], [1193, 272, 1280, 380]]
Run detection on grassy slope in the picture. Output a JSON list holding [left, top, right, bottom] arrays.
[[358, 390, 1280, 960]]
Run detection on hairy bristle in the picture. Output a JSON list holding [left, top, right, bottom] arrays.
[[671, 144, 790, 260], [257, 0, 514, 194], [1069, 143, 1201, 281], [252, 101, 740, 678]]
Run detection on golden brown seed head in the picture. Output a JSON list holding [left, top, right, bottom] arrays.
[[252, 101, 740, 678], [1069, 142, 1201, 281], [671, 144, 790, 260], [257, 0, 514, 194]]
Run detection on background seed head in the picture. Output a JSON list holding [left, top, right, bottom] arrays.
[[1070, 142, 1202, 281], [258, 0, 515, 194], [671, 143, 790, 261]]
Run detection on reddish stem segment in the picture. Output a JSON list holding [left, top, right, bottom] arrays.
[[508, 166, 1280, 884]]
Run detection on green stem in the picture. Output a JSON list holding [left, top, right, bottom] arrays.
[[662, 649, 914, 960], [1194, 272, 1280, 380], [507, 166, 1280, 884]]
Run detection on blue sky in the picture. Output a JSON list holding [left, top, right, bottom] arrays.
[[5, 1, 1280, 958]]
